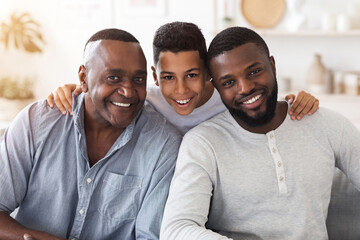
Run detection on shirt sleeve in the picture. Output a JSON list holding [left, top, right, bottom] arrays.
[[0, 104, 37, 214], [333, 114, 360, 191], [135, 135, 181, 240], [160, 132, 232, 240]]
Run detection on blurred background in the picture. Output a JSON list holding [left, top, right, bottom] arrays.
[[0, 0, 359, 129]]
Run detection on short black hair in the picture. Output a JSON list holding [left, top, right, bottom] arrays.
[[207, 27, 270, 75], [152, 21, 207, 66], [84, 28, 139, 51]]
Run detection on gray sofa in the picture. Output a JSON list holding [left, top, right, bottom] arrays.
[[327, 168, 360, 240]]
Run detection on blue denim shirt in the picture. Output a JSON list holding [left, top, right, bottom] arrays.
[[0, 93, 182, 240]]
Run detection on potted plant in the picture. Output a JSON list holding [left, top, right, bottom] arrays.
[[0, 12, 45, 122]]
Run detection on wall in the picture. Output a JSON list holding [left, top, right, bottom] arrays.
[[0, 0, 217, 99], [0, 0, 360, 98]]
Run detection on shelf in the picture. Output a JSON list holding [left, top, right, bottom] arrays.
[[258, 29, 360, 37]]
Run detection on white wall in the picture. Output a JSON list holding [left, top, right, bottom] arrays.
[[1, 0, 360, 98]]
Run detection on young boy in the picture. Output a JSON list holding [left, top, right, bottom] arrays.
[[47, 22, 318, 134]]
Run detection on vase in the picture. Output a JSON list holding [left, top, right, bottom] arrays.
[[306, 54, 326, 94]]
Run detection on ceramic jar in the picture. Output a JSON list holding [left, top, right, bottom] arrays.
[[306, 54, 327, 94]]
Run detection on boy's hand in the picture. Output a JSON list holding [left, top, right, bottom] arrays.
[[285, 91, 319, 120], [24, 233, 35, 240], [46, 84, 81, 116]]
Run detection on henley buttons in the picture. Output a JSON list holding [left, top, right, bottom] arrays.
[[86, 178, 92, 184], [79, 209, 84, 215], [272, 148, 277, 153], [279, 176, 284, 182], [277, 161, 282, 167]]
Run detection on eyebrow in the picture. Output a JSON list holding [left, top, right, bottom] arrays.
[[218, 62, 262, 82], [246, 62, 261, 70], [134, 70, 147, 75], [160, 67, 200, 75], [185, 67, 200, 73], [218, 74, 233, 82], [106, 69, 146, 75]]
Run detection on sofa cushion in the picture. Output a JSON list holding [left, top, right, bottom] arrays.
[[327, 168, 360, 240]]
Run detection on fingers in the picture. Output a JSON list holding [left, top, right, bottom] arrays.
[[53, 87, 72, 115], [289, 91, 319, 120], [73, 85, 82, 96], [24, 233, 34, 240], [46, 92, 54, 108], [284, 94, 295, 104], [307, 98, 319, 116], [288, 91, 305, 117]]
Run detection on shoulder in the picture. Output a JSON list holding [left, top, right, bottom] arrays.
[[141, 103, 182, 141], [12, 99, 63, 127], [146, 85, 161, 104], [300, 107, 354, 131], [5, 98, 74, 146], [183, 111, 230, 143]]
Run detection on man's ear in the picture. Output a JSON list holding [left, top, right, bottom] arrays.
[[78, 65, 88, 93], [269, 56, 276, 76], [151, 66, 159, 86]]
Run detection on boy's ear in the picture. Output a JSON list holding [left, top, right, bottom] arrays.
[[151, 66, 159, 86], [78, 65, 88, 93]]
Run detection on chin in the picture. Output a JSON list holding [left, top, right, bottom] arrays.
[[226, 80, 278, 127]]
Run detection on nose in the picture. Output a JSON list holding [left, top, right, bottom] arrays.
[[117, 81, 136, 98], [174, 79, 188, 94], [237, 78, 254, 95]]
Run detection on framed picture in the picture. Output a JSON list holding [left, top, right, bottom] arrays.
[[122, 0, 166, 16]]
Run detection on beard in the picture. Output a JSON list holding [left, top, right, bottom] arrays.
[[224, 80, 278, 128]]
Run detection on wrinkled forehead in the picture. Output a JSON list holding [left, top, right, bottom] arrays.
[[84, 40, 146, 67]]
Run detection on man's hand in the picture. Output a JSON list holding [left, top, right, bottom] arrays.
[[285, 91, 319, 120], [46, 84, 81, 115]]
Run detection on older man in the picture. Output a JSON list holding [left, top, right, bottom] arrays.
[[0, 28, 181, 240]]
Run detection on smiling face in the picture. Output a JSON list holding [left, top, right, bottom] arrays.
[[152, 50, 210, 115], [80, 39, 147, 129], [210, 42, 278, 129]]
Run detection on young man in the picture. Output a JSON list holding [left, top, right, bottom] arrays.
[[47, 22, 319, 135], [0, 28, 181, 240], [160, 27, 360, 239]]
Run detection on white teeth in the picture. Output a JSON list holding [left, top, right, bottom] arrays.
[[112, 102, 131, 107], [243, 94, 261, 104], [176, 99, 190, 105]]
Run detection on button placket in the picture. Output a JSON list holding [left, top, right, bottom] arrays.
[[267, 131, 287, 194]]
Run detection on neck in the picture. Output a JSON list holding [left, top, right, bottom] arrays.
[[235, 101, 288, 134], [83, 98, 124, 166]]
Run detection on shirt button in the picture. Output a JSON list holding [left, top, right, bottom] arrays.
[[272, 147, 277, 153], [86, 178, 92, 184], [270, 133, 274, 139], [279, 176, 284, 182], [277, 161, 282, 167], [79, 209, 84, 215]]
